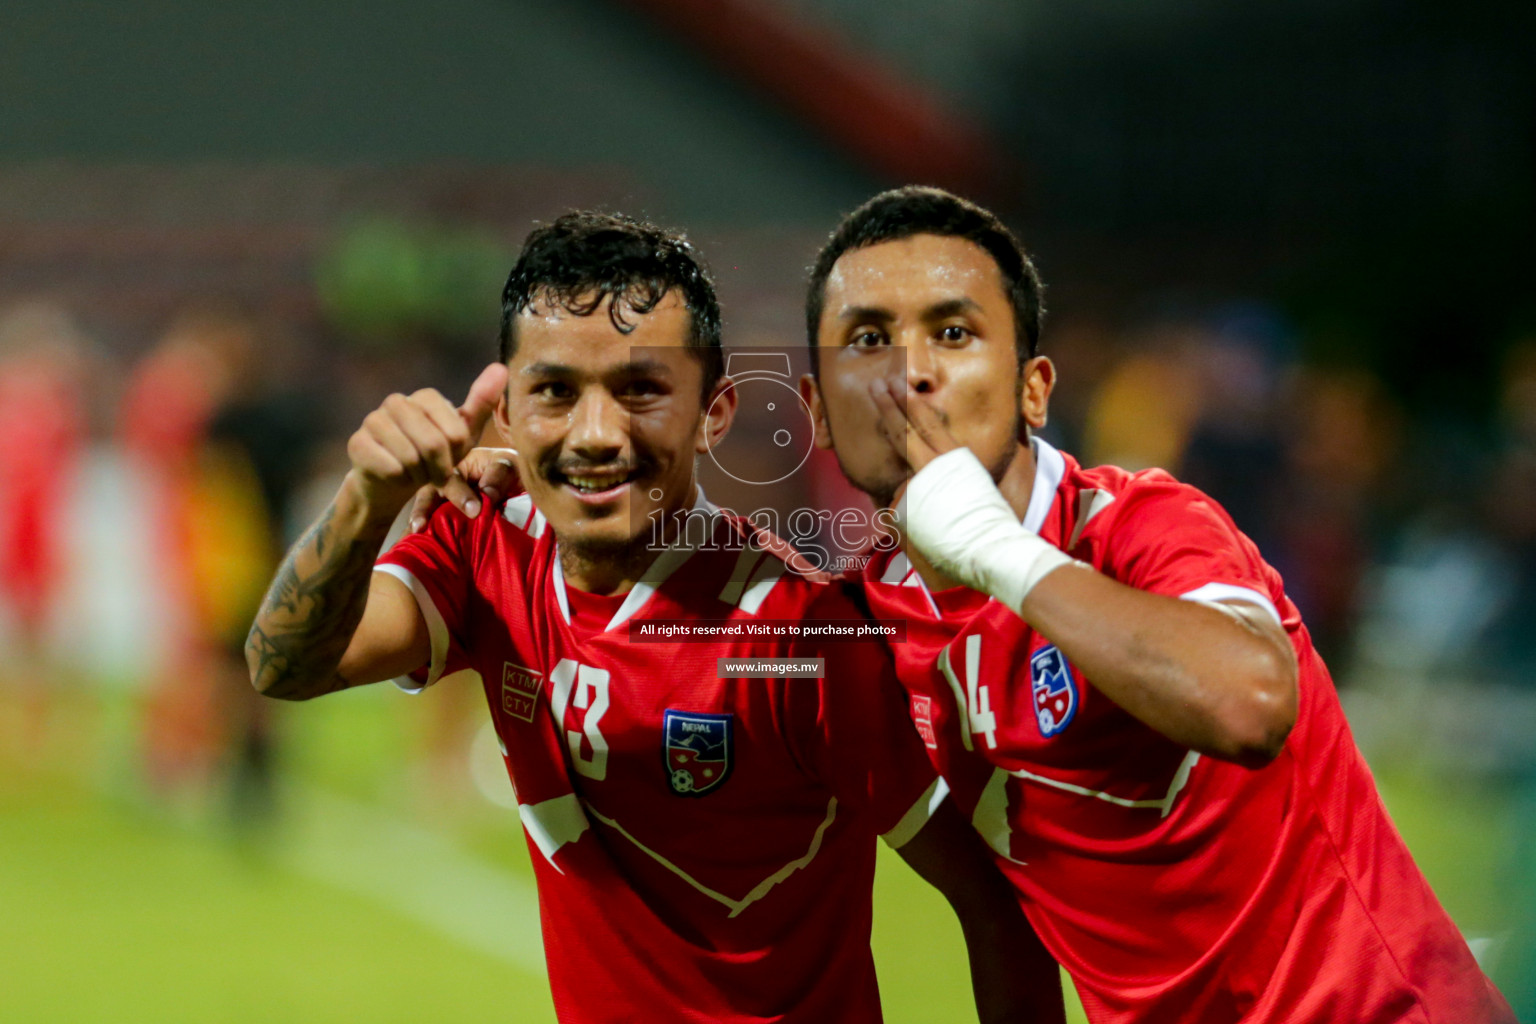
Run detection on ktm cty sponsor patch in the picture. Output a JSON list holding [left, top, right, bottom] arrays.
[[910, 694, 938, 749], [501, 662, 542, 723]]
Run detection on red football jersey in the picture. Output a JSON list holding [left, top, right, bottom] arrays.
[[0, 355, 83, 632], [863, 438, 1513, 1024], [378, 490, 943, 1024]]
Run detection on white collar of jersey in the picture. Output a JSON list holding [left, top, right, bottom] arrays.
[[1024, 435, 1067, 534], [551, 485, 719, 633], [884, 435, 1067, 614]]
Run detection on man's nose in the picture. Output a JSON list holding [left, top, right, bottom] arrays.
[[901, 333, 940, 395], [566, 387, 628, 460]]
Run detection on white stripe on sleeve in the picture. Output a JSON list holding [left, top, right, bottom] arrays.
[[1179, 582, 1283, 627], [373, 563, 450, 692]]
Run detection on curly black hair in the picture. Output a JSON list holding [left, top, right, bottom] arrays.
[[499, 211, 724, 399], [805, 186, 1043, 374]]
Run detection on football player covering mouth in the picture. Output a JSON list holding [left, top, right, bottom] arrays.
[[797, 186, 1514, 1024], [247, 211, 1065, 1023]]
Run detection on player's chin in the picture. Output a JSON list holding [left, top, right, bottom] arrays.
[[537, 483, 617, 533], [866, 461, 913, 509], [562, 515, 647, 555]]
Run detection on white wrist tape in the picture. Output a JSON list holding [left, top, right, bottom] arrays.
[[898, 447, 1081, 609]]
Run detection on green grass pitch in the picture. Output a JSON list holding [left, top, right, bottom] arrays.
[[0, 683, 1516, 1023]]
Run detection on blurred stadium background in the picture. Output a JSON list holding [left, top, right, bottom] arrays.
[[1, 1, 1533, 1020]]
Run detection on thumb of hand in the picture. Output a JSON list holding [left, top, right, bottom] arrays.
[[459, 363, 509, 436]]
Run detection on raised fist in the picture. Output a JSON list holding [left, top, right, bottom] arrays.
[[345, 362, 508, 516]]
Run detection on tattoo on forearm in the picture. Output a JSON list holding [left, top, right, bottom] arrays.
[[245, 502, 385, 699]]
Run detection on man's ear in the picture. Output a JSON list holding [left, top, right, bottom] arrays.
[[798, 373, 834, 450], [1020, 355, 1056, 432], [697, 376, 737, 454]]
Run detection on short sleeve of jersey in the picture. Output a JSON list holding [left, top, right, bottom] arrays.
[[1100, 474, 1282, 625], [373, 504, 476, 690], [787, 586, 945, 848]]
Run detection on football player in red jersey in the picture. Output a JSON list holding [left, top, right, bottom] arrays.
[[246, 212, 1063, 1023], [795, 186, 1515, 1023]]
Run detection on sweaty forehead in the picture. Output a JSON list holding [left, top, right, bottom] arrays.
[[824, 234, 1008, 312]]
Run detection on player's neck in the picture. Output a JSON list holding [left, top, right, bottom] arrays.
[[557, 493, 707, 596], [994, 436, 1039, 522], [905, 439, 1036, 592]]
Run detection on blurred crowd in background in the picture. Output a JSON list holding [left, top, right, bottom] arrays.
[[2, 207, 1532, 780]]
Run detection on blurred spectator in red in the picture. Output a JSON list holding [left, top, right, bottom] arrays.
[[0, 301, 91, 753], [118, 306, 277, 808]]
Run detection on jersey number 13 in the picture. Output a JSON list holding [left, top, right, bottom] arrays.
[[549, 659, 611, 780]]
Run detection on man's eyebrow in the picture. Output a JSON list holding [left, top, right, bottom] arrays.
[[612, 358, 674, 377], [520, 361, 577, 378], [520, 359, 675, 378], [836, 304, 895, 323], [923, 297, 984, 320]]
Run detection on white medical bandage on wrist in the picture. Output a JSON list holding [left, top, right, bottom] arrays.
[[899, 447, 1081, 610]]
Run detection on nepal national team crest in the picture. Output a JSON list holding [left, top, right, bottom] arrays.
[[1030, 644, 1078, 738], [663, 710, 733, 797]]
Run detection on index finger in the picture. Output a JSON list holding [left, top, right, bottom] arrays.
[[899, 384, 960, 458], [459, 362, 509, 438], [408, 483, 444, 533], [869, 378, 937, 470]]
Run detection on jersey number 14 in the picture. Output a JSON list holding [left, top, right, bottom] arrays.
[[939, 634, 997, 750]]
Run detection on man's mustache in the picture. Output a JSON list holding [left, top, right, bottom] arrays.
[[537, 450, 657, 483]]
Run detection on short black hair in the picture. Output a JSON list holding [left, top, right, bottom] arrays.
[[499, 211, 723, 398], [806, 186, 1043, 372]]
